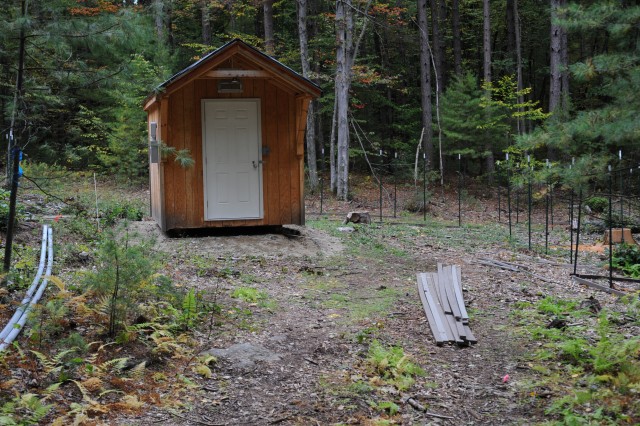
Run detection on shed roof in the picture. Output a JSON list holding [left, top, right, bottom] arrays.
[[144, 39, 321, 110]]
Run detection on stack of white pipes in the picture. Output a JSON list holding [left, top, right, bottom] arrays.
[[0, 225, 53, 351]]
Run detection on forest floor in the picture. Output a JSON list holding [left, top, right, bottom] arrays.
[[1, 174, 639, 425], [119, 178, 638, 425]]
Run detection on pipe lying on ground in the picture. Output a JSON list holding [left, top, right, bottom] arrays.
[[0, 225, 53, 351], [0, 225, 48, 343]]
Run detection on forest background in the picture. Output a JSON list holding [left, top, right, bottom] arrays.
[[1, 0, 638, 200]]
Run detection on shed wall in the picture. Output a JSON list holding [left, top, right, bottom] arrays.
[[160, 78, 303, 230]]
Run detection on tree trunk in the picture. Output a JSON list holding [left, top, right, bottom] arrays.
[[330, 97, 337, 192], [153, 0, 164, 39], [483, 0, 492, 86], [4, 0, 27, 269], [8, 0, 27, 183], [167, 0, 175, 48], [429, 0, 444, 95], [560, 0, 569, 112], [335, 0, 350, 200], [549, 0, 562, 114], [506, 0, 515, 56], [452, 0, 462, 76], [333, 0, 372, 200], [483, 0, 495, 175], [508, 0, 525, 135], [263, 0, 275, 55], [417, 0, 433, 170], [297, 0, 318, 190], [201, 0, 211, 45]]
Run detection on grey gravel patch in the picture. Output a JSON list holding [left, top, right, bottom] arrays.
[[268, 334, 288, 343], [124, 220, 343, 259], [203, 343, 281, 370]]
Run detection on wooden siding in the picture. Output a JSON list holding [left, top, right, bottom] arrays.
[[157, 77, 304, 230], [149, 41, 321, 104]]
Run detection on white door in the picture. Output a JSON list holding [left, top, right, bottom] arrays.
[[202, 99, 263, 220]]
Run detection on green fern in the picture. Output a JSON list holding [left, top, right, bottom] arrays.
[[30, 349, 78, 377], [96, 357, 129, 375], [365, 340, 425, 391], [0, 393, 53, 425], [180, 289, 198, 329]]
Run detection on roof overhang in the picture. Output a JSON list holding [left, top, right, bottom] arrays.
[[143, 39, 321, 111]]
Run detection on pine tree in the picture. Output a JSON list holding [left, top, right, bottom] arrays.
[[522, 1, 640, 166]]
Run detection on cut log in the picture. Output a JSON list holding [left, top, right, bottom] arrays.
[[604, 228, 637, 245], [344, 211, 371, 225]]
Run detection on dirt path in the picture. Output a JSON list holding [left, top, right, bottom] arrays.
[[117, 219, 620, 425]]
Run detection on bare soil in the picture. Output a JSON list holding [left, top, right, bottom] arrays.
[[2, 176, 637, 425], [113, 188, 633, 425]]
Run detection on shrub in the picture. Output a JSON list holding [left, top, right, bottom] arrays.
[[404, 190, 430, 213], [586, 196, 608, 213], [612, 243, 640, 278], [100, 199, 145, 225], [0, 189, 25, 231], [85, 230, 174, 336]]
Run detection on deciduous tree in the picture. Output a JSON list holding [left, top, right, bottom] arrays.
[[297, 0, 318, 190]]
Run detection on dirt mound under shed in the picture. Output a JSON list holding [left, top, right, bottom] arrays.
[[125, 220, 344, 259]]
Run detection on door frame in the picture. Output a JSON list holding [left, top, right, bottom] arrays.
[[201, 98, 263, 221]]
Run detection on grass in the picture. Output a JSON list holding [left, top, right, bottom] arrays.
[[231, 286, 277, 310], [307, 213, 568, 258], [306, 278, 402, 322]]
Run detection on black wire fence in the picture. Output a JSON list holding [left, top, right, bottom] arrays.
[[307, 151, 640, 292]]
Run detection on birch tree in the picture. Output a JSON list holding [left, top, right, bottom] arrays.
[[333, 0, 371, 200]]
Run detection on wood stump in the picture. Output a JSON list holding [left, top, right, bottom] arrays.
[[344, 211, 371, 225], [603, 228, 637, 245]]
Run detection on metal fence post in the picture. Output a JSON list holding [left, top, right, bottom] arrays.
[[379, 150, 383, 222], [528, 155, 532, 251], [507, 153, 512, 239], [573, 188, 583, 275], [608, 165, 613, 288], [423, 153, 427, 222], [458, 154, 462, 227], [320, 148, 324, 215]]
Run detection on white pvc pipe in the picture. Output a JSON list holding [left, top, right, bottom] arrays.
[[0, 227, 53, 351], [0, 225, 48, 342]]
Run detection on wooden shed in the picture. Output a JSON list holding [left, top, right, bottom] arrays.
[[143, 39, 321, 232]]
